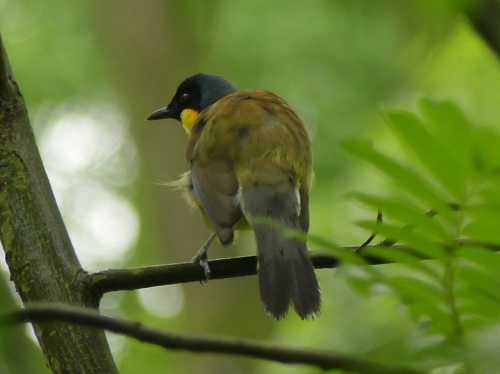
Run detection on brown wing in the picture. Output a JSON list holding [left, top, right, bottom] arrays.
[[190, 158, 242, 246], [299, 187, 310, 233]]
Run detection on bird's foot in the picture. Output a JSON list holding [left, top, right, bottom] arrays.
[[191, 233, 216, 282], [192, 251, 211, 282]]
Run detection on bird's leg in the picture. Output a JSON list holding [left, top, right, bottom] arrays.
[[191, 232, 217, 281]]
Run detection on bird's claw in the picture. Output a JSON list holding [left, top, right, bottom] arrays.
[[192, 232, 217, 282], [192, 252, 211, 282]]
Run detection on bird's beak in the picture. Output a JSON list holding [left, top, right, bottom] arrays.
[[146, 106, 175, 121]]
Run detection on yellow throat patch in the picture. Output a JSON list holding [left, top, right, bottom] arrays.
[[180, 109, 199, 134]]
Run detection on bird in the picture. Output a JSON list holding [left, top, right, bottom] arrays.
[[147, 73, 321, 319]]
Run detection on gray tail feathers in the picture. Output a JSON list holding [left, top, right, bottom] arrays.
[[242, 184, 321, 319]]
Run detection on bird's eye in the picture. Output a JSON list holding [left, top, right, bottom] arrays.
[[179, 93, 189, 103]]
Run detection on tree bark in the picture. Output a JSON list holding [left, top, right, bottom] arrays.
[[0, 35, 117, 374]]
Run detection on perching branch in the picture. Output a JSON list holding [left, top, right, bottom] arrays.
[[88, 205, 447, 296], [89, 239, 500, 298], [0, 304, 425, 374]]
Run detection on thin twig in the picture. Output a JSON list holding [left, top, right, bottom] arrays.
[[0, 304, 424, 374], [356, 209, 383, 253]]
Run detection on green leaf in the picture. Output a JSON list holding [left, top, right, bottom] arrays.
[[478, 181, 500, 206], [365, 247, 441, 280], [457, 246, 500, 275], [455, 266, 500, 302], [462, 204, 500, 244], [357, 220, 448, 260], [307, 233, 339, 251], [419, 99, 474, 179], [423, 316, 457, 337], [458, 297, 500, 321], [338, 265, 381, 297], [463, 222, 500, 245], [343, 140, 449, 213], [466, 203, 500, 223], [386, 276, 442, 302], [383, 277, 445, 323], [472, 128, 500, 175], [351, 192, 450, 241], [385, 109, 467, 200], [308, 234, 370, 266]]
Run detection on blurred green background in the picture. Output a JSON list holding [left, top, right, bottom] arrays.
[[0, 0, 498, 373]]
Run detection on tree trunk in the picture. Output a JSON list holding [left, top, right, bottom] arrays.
[[0, 35, 117, 374]]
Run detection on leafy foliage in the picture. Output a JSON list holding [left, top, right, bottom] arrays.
[[339, 99, 500, 372]]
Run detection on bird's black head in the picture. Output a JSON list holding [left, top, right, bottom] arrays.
[[147, 73, 237, 133]]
